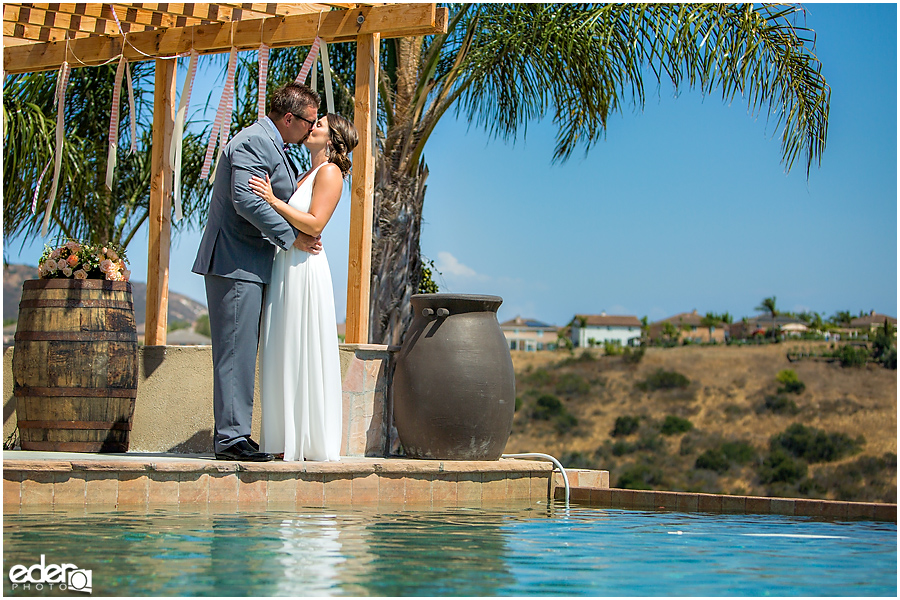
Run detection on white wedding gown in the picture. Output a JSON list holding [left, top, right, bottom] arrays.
[[260, 163, 342, 461]]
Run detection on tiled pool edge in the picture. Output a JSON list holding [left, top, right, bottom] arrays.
[[3, 454, 555, 510], [553, 485, 898, 522]]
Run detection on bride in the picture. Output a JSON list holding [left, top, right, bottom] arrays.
[[248, 113, 359, 461]]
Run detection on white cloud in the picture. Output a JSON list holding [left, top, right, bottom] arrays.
[[436, 251, 484, 279]]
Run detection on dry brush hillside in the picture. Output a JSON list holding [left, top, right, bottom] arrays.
[[506, 342, 897, 503]]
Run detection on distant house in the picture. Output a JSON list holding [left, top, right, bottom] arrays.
[[649, 310, 728, 344], [849, 311, 897, 338], [501, 316, 558, 351], [570, 312, 642, 348], [729, 315, 806, 339]]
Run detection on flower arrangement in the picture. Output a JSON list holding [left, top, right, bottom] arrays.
[[38, 239, 131, 282]]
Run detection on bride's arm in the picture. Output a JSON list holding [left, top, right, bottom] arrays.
[[248, 165, 343, 237]]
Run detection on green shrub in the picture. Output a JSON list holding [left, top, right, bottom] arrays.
[[555, 372, 591, 396], [560, 451, 599, 470], [695, 449, 731, 473], [616, 463, 665, 490], [554, 412, 578, 435], [194, 314, 211, 337], [775, 369, 805, 394], [524, 368, 552, 386], [720, 440, 757, 464], [837, 344, 869, 368], [622, 346, 645, 365], [532, 394, 563, 420], [611, 440, 635, 456], [660, 415, 693, 435], [556, 351, 595, 367], [770, 423, 864, 463], [612, 415, 641, 437], [758, 448, 808, 484], [763, 394, 800, 415], [514, 396, 522, 412], [603, 340, 623, 356], [636, 369, 690, 391]]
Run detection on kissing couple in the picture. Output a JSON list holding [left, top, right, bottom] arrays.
[[192, 82, 359, 462]]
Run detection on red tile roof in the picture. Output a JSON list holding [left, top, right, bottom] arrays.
[[575, 314, 642, 327]]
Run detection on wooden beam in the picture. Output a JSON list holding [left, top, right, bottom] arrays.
[[144, 58, 176, 346], [345, 31, 378, 345], [4, 4, 447, 73]]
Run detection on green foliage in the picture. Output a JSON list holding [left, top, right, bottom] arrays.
[[612, 415, 641, 437], [622, 346, 645, 365], [871, 320, 897, 369], [556, 351, 595, 367], [167, 320, 190, 333], [532, 394, 563, 420], [799, 453, 898, 503], [3, 319, 17, 327], [617, 462, 665, 490], [763, 394, 800, 415], [759, 448, 808, 484], [636, 369, 690, 391], [695, 441, 756, 473], [755, 296, 778, 318], [554, 412, 579, 435], [770, 423, 864, 463], [418, 258, 440, 294], [660, 415, 693, 435], [524, 368, 552, 386], [555, 372, 590, 396], [194, 314, 211, 338], [560, 451, 600, 470], [603, 340, 623, 356], [837, 344, 868, 368]]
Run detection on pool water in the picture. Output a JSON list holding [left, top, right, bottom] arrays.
[[4, 502, 896, 596]]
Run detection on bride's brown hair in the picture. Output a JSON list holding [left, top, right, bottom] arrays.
[[326, 113, 358, 177]]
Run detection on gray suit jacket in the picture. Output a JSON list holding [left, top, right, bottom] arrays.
[[192, 120, 298, 284]]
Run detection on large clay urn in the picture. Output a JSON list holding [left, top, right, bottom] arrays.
[[392, 293, 515, 460]]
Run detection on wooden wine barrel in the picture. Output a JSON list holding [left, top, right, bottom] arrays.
[[13, 279, 138, 452]]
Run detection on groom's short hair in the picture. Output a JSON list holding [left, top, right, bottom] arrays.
[[269, 83, 320, 119]]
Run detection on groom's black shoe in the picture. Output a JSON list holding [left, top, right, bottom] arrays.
[[247, 438, 260, 451], [215, 440, 273, 462]]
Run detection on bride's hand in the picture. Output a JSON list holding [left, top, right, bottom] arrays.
[[248, 174, 277, 205]]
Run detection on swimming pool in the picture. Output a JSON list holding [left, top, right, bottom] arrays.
[[4, 502, 896, 596]]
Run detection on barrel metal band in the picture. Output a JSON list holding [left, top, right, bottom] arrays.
[[18, 420, 133, 431], [19, 299, 133, 310], [15, 386, 137, 398], [14, 331, 137, 342]]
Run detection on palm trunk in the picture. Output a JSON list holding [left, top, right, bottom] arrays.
[[368, 155, 428, 346]]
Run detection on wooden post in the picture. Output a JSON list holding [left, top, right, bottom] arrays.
[[345, 32, 380, 345], [144, 58, 176, 346]]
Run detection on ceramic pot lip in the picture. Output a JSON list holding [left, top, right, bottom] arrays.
[[411, 293, 503, 313]]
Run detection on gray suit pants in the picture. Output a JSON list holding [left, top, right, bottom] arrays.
[[204, 274, 265, 453]]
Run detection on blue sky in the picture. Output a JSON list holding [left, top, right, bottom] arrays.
[[5, 3, 897, 328]]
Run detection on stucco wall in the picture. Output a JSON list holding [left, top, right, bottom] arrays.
[[3, 344, 394, 455]]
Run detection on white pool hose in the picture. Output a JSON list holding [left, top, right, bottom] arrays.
[[501, 452, 570, 506]]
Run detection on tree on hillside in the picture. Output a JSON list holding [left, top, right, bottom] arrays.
[[829, 310, 853, 327], [755, 297, 779, 319], [3, 62, 212, 252]]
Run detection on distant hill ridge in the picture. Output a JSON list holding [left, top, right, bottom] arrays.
[[3, 263, 207, 327]]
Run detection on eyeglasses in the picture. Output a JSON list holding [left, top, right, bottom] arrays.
[[291, 113, 317, 129]]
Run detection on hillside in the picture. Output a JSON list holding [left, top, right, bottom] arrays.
[[507, 342, 897, 503], [4, 263, 207, 326]]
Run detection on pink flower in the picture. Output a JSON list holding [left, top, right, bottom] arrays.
[[57, 259, 68, 270], [108, 249, 119, 261], [74, 269, 88, 280], [42, 259, 57, 272], [99, 259, 113, 273], [62, 267, 73, 277], [49, 248, 61, 260], [67, 254, 79, 267], [66, 241, 80, 252], [121, 269, 131, 281]]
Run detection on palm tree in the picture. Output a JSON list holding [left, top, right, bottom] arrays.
[[3, 61, 212, 254], [363, 3, 830, 344], [755, 296, 779, 319]]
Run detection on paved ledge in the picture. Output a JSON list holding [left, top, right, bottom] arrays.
[[3, 451, 559, 510], [556, 486, 898, 523]]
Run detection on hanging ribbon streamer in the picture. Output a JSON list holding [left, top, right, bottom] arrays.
[[31, 159, 53, 214], [257, 44, 270, 120], [105, 56, 127, 190], [41, 61, 71, 238], [200, 47, 238, 180], [170, 50, 199, 222], [294, 37, 321, 85], [320, 40, 335, 115], [125, 61, 137, 154]]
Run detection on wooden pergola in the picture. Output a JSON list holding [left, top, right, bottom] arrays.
[[3, 3, 447, 345]]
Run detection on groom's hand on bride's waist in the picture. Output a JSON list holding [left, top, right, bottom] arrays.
[[293, 232, 322, 254]]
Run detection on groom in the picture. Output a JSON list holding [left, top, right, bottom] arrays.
[[192, 83, 322, 461]]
